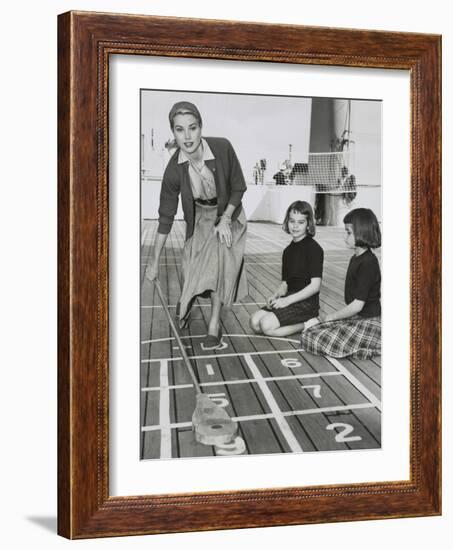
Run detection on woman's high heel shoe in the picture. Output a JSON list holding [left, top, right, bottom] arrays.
[[179, 312, 191, 330], [201, 327, 223, 350]]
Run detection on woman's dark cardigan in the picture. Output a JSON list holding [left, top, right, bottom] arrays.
[[157, 137, 247, 240]]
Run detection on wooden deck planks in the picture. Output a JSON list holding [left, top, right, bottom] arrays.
[[323, 411, 381, 449], [197, 315, 292, 455], [140, 220, 382, 459], [161, 236, 287, 456], [351, 407, 381, 442], [141, 431, 162, 460], [178, 429, 215, 458], [283, 417, 317, 452], [319, 374, 373, 407], [295, 413, 351, 451], [238, 419, 284, 455], [337, 358, 381, 400], [347, 357, 381, 386]]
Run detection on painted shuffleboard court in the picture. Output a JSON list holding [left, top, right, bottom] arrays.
[[141, 221, 381, 459]]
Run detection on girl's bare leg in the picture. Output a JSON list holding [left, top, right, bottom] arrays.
[[266, 322, 306, 337], [260, 312, 305, 337], [250, 309, 267, 333]]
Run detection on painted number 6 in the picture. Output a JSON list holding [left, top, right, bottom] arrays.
[[281, 358, 302, 369], [326, 422, 362, 443]]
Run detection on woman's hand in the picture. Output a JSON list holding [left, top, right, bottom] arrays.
[[145, 260, 159, 282], [214, 217, 232, 247], [270, 296, 292, 309]]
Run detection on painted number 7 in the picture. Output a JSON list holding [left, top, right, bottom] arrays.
[[301, 384, 321, 398]]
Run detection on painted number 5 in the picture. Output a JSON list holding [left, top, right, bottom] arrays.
[[326, 422, 362, 443], [207, 393, 229, 408]]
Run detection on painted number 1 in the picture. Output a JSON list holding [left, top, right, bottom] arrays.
[[326, 422, 362, 443]]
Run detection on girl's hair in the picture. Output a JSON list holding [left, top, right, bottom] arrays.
[[342, 174, 357, 206], [343, 208, 381, 248], [282, 201, 316, 236]]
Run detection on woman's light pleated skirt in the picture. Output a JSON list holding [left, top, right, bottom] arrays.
[[178, 203, 248, 327]]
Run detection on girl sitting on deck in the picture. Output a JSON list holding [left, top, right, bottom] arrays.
[[250, 201, 324, 337], [300, 208, 381, 359]]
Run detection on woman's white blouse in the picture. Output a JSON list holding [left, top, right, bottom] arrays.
[[177, 138, 217, 200]]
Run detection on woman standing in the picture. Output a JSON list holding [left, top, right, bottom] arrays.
[[146, 101, 248, 350]]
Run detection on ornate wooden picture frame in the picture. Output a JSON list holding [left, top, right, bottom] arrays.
[[58, 11, 441, 538]]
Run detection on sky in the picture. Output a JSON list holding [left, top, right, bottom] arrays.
[[141, 89, 312, 182]]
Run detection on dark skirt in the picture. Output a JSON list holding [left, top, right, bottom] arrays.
[[262, 295, 319, 327], [300, 315, 381, 359]]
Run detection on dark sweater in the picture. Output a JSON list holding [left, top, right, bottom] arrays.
[[157, 137, 247, 240], [282, 236, 324, 309], [344, 249, 381, 317]]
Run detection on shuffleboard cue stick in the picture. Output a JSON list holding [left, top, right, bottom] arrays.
[[153, 279, 238, 446]]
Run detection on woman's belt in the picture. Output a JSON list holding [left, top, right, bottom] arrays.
[[195, 197, 218, 206]]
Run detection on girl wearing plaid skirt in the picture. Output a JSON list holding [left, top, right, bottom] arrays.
[[300, 208, 381, 359], [250, 201, 324, 337]]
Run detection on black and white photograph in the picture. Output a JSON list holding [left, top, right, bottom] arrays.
[[140, 90, 382, 460], [2, 0, 447, 546]]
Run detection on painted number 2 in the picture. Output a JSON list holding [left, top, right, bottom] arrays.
[[326, 423, 362, 443]]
